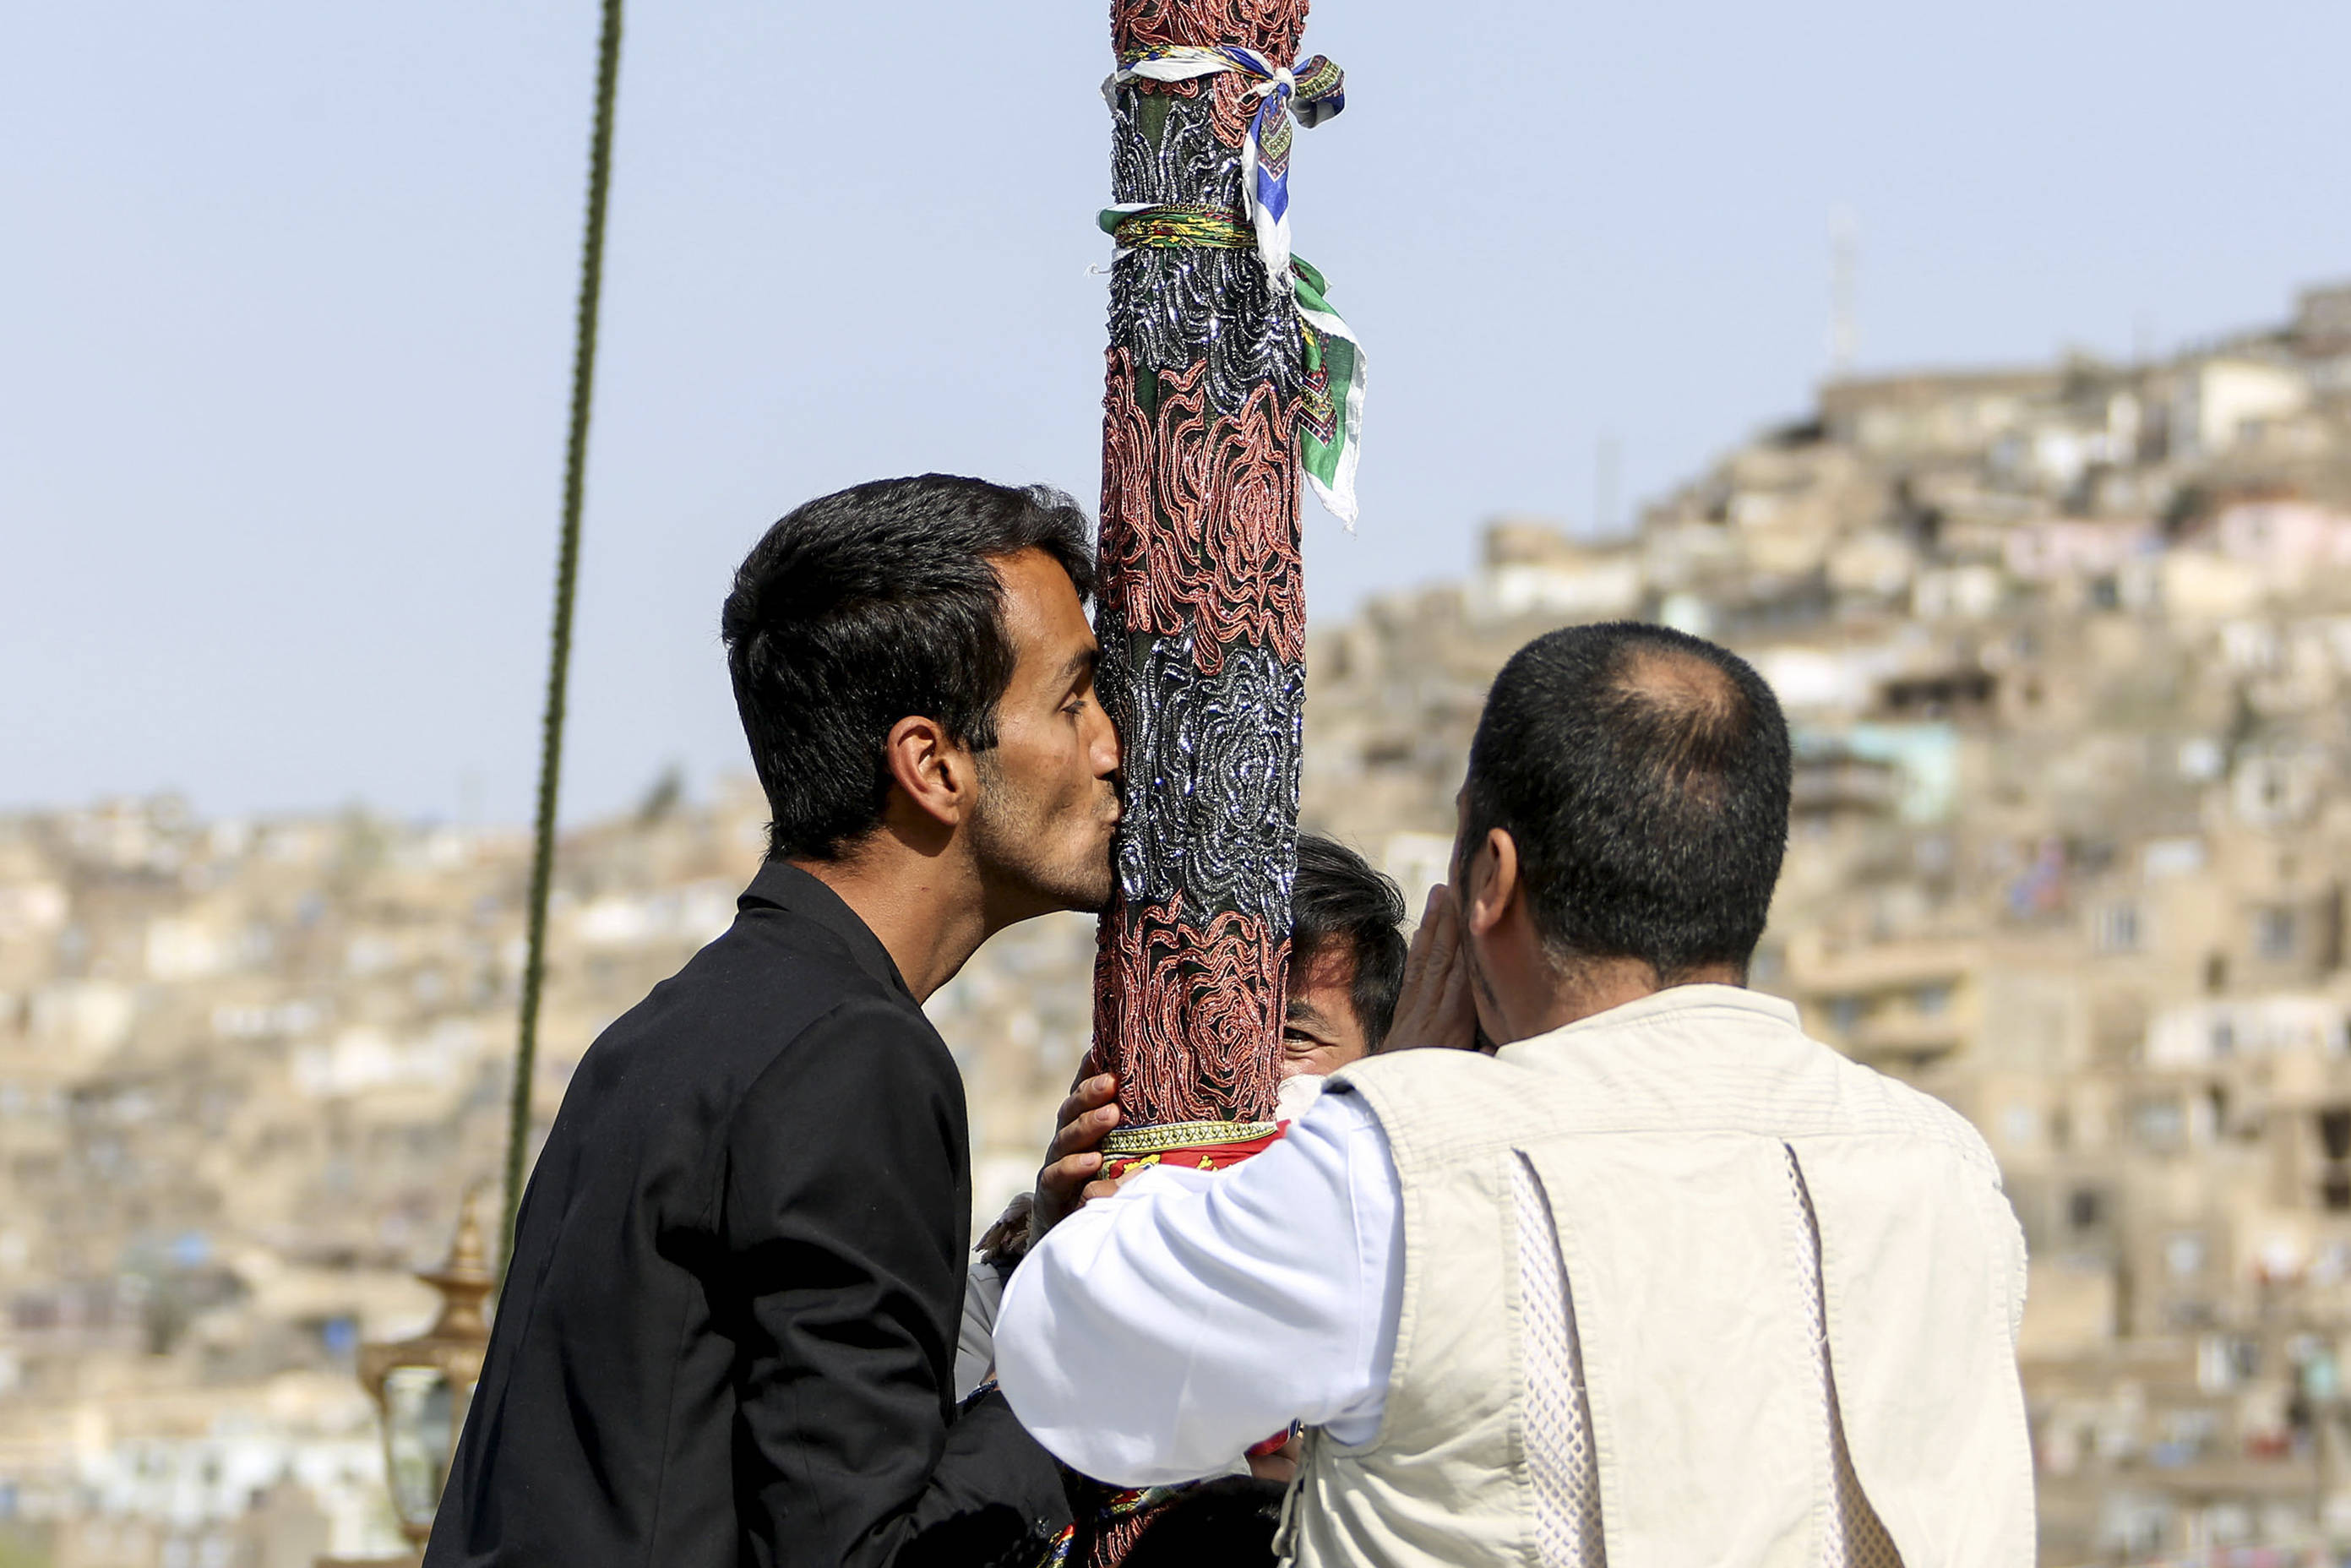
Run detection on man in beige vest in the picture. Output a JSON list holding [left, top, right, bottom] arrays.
[[997, 622, 2033, 1566]]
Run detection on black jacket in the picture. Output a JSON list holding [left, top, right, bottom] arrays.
[[425, 862, 1070, 1567]]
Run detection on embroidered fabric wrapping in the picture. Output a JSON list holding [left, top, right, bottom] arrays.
[[1078, 3, 1330, 1561], [1087, 0, 1321, 1157], [1103, 43, 1345, 289], [1100, 202, 1255, 252], [1037, 1483, 1186, 1568], [1099, 1117, 1283, 1178], [1099, 1116, 1282, 1156], [1097, 206, 1365, 525]]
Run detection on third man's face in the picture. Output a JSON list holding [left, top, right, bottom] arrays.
[[969, 548, 1124, 923], [1282, 940, 1371, 1078]]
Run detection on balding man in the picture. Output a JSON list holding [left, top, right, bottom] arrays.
[[996, 623, 2033, 1567]]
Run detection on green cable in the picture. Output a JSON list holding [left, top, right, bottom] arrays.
[[504, 0, 625, 1275]]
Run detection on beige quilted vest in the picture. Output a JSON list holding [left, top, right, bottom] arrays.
[[1276, 985, 2033, 1568]]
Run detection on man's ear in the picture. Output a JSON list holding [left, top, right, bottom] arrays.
[[1461, 827, 1519, 939], [882, 715, 978, 831]]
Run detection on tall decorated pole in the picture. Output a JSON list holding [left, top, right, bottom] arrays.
[[1089, 2, 1358, 1179], [1076, 8, 1358, 1556]]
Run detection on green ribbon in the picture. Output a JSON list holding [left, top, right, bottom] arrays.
[[1290, 257, 1362, 529]]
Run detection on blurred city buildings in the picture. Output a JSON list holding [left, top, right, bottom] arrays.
[[6, 279, 2351, 1563]]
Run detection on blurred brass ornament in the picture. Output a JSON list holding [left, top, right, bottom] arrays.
[[359, 1191, 494, 1548]]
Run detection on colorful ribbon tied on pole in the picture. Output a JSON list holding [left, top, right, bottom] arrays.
[[1103, 46, 1345, 286], [1101, 45, 1362, 527]]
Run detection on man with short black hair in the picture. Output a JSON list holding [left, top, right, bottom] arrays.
[[429, 475, 1117, 1568], [999, 622, 2033, 1567], [1282, 833, 1409, 1075]]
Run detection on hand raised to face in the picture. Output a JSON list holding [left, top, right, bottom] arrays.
[[1385, 885, 1481, 1054]]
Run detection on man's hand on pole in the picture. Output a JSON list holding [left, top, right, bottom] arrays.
[[1387, 885, 1482, 1054], [1032, 1072, 1122, 1240], [1036, 884, 1481, 1248]]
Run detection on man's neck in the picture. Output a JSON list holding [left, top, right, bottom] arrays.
[[1487, 956, 1745, 1044], [790, 846, 988, 1003]]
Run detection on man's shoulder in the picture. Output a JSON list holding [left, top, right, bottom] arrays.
[[1329, 1045, 1496, 1099], [1331, 1032, 2002, 1182], [562, 902, 943, 1128], [1809, 1043, 2003, 1178], [1326, 1046, 1498, 1112], [1325, 1048, 1532, 1168]]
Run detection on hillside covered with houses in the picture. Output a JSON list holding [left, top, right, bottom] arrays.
[[9, 280, 2351, 1563]]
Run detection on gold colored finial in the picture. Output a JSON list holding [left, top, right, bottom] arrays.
[[357, 1184, 498, 1548]]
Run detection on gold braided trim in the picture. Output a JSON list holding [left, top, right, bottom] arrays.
[[1100, 1119, 1282, 1157], [1110, 204, 1254, 251]]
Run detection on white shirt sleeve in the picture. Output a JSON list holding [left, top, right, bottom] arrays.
[[993, 1086, 1402, 1486]]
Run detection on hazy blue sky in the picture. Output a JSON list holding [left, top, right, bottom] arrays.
[[7, 1, 2347, 825]]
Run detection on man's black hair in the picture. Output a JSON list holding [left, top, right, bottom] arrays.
[[1292, 833, 1408, 1049], [721, 475, 1096, 862], [1461, 622, 1791, 981]]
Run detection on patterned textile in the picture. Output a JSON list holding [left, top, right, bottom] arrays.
[[1104, 44, 1346, 289], [1096, 204, 1364, 526], [1087, 0, 1325, 1204], [1100, 202, 1256, 253], [1096, 35, 1362, 527], [1510, 1146, 1907, 1568], [1080, 9, 1348, 1547], [1039, 1481, 1185, 1568], [1099, 1117, 1284, 1177], [1290, 256, 1362, 525]]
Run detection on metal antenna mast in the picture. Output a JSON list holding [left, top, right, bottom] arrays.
[[1830, 204, 1859, 378]]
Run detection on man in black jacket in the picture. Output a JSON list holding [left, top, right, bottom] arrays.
[[427, 476, 1121, 1567]]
